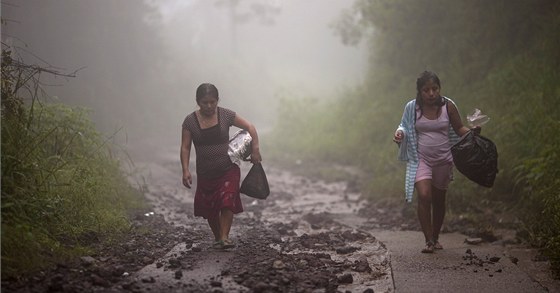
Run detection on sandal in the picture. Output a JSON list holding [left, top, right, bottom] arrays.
[[434, 241, 443, 250], [222, 239, 236, 249], [211, 240, 224, 250], [421, 241, 434, 253]]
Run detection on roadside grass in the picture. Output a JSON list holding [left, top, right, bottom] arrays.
[[1, 49, 147, 278], [1, 102, 147, 278]]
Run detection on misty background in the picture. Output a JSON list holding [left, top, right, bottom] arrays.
[[3, 0, 560, 278], [1, 0, 367, 158]]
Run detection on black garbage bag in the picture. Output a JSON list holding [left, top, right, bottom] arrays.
[[451, 130, 498, 187], [240, 163, 270, 199]]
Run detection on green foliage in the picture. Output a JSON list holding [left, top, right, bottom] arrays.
[[268, 0, 560, 274], [515, 119, 560, 275], [1, 49, 145, 277], [266, 91, 356, 165]]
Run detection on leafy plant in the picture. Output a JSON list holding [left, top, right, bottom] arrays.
[[1, 45, 146, 277]]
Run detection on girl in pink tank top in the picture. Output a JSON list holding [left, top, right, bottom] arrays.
[[393, 71, 473, 253], [416, 103, 453, 166]]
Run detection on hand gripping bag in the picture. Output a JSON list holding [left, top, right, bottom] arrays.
[[451, 130, 498, 187], [228, 130, 270, 199]]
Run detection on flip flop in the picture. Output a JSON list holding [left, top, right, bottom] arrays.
[[434, 241, 443, 250], [421, 241, 434, 253], [222, 239, 235, 249], [211, 240, 224, 250]]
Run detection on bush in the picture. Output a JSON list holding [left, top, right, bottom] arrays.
[[515, 120, 560, 275], [1, 48, 145, 277]]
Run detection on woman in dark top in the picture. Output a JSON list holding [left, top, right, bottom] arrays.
[[181, 83, 262, 249]]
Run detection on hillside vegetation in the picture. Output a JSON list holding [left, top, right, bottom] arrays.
[[1, 47, 146, 277]]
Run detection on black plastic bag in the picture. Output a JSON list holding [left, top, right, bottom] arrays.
[[451, 130, 498, 187], [240, 163, 270, 199]]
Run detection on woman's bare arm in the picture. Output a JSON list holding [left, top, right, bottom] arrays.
[[448, 102, 471, 137], [180, 128, 193, 188]]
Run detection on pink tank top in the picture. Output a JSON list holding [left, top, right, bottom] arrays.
[[415, 104, 453, 166]]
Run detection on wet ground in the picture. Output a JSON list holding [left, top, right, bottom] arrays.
[[123, 152, 395, 293], [3, 148, 560, 292]]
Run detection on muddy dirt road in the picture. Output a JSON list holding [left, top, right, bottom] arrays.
[[3, 146, 560, 293], [119, 148, 559, 293], [128, 149, 394, 292]]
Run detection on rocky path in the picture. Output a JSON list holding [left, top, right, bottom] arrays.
[[126, 152, 394, 292], [3, 147, 560, 292], [119, 149, 560, 293]]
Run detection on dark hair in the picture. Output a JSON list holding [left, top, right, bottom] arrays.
[[415, 71, 445, 120], [196, 83, 219, 103]]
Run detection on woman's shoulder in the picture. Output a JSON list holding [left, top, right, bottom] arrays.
[[184, 111, 197, 121], [218, 107, 236, 115], [217, 107, 236, 126], [443, 96, 457, 105], [182, 111, 197, 128], [218, 107, 237, 121], [443, 96, 458, 110], [404, 99, 416, 110]]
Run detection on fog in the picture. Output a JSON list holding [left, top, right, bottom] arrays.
[[2, 0, 366, 157]]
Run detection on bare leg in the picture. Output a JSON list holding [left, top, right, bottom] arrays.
[[219, 208, 234, 241], [415, 180, 433, 243], [207, 215, 221, 241], [432, 186, 446, 243]]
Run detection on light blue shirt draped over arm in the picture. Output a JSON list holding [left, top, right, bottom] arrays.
[[396, 97, 460, 203]]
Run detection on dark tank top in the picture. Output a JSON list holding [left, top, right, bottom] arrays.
[[182, 107, 236, 179]]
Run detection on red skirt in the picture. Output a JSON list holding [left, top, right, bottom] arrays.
[[194, 165, 243, 219]]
